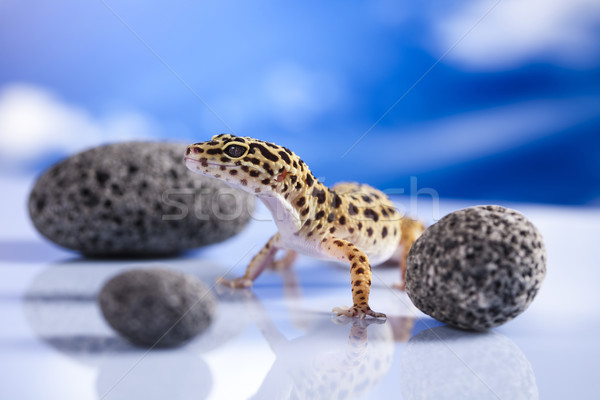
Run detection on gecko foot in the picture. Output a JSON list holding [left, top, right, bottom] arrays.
[[392, 281, 406, 291], [332, 305, 386, 319], [217, 276, 253, 289]]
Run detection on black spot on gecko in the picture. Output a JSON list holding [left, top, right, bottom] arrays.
[[381, 208, 389, 217], [312, 187, 326, 204], [359, 256, 366, 262], [315, 210, 325, 220], [339, 216, 346, 225], [249, 170, 260, 177], [348, 203, 358, 215], [296, 197, 306, 207], [290, 175, 297, 184], [305, 173, 314, 187], [295, 182, 302, 190], [366, 228, 373, 237], [357, 222, 363, 230], [261, 178, 271, 185], [331, 193, 342, 208], [263, 163, 274, 176], [329, 227, 336, 233], [250, 143, 279, 162], [327, 213, 335, 222], [206, 148, 222, 155], [363, 208, 379, 222], [301, 208, 310, 216], [241, 165, 250, 172], [382, 226, 388, 238], [334, 240, 344, 247], [229, 169, 238, 175], [240, 179, 248, 186], [278, 151, 291, 165], [356, 267, 365, 274], [361, 195, 372, 203]]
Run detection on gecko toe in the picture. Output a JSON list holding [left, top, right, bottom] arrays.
[[217, 277, 253, 289]]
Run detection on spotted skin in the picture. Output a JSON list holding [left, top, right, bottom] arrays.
[[185, 134, 424, 318]]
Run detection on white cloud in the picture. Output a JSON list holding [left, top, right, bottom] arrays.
[[0, 83, 158, 168], [435, 0, 600, 70]]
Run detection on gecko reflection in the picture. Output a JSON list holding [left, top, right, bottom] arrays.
[[223, 286, 397, 400]]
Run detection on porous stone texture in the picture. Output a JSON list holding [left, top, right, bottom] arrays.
[[406, 205, 546, 331], [28, 142, 254, 256], [98, 268, 216, 347]]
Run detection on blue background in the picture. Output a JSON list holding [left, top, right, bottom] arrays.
[[1, 0, 599, 205]]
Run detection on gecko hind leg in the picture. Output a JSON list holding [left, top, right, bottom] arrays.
[[218, 233, 282, 289], [393, 217, 426, 291], [267, 249, 297, 271]]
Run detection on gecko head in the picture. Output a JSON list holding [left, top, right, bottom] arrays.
[[184, 134, 304, 195]]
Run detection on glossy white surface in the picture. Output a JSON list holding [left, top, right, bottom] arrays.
[[1, 175, 599, 399]]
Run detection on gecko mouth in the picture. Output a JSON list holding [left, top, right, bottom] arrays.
[[184, 157, 236, 169]]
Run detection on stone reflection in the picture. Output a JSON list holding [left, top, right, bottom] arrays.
[[400, 326, 539, 400], [22, 257, 249, 363]]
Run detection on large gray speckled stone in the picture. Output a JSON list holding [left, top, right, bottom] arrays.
[[98, 268, 216, 347], [28, 142, 254, 256], [406, 205, 546, 331]]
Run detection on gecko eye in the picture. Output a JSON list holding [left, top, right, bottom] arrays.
[[224, 144, 247, 158]]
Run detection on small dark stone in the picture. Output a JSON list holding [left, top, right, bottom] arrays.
[[98, 268, 216, 348], [406, 205, 546, 331], [28, 142, 254, 256]]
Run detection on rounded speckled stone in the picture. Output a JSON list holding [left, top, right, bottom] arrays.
[[406, 205, 546, 331], [98, 268, 216, 347], [28, 142, 254, 257]]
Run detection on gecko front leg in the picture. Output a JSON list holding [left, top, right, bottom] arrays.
[[321, 237, 386, 319], [218, 233, 283, 288]]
